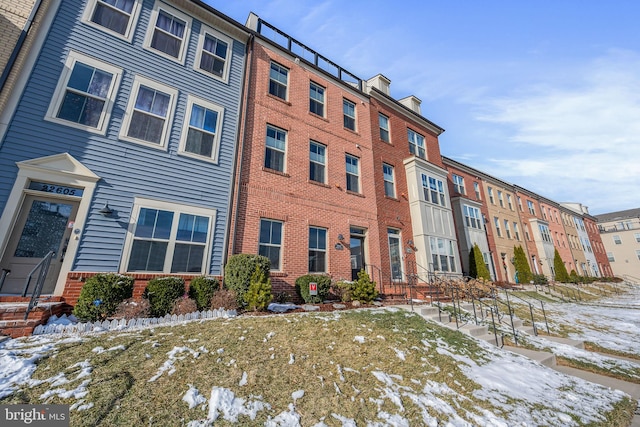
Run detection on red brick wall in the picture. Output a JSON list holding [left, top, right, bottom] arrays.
[[584, 217, 613, 276]]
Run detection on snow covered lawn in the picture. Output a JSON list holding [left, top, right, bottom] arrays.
[[0, 300, 637, 426]]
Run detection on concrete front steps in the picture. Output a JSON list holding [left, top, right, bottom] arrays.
[[0, 296, 71, 338]]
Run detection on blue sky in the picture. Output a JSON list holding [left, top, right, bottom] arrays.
[[206, 1, 639, 215]]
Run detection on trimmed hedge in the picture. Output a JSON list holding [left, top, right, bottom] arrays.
[[143, 277, 185, 317], [295, 274, 331, 303], [224, 254, 270, 303], [188, 276, 220, 311], [73, 273, 134, 321]]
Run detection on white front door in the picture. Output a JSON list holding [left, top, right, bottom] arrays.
[[0, 195, 79, 295]]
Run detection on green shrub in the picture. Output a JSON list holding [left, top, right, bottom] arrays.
[[469, 244, 491, 281], [333, 280, 354, 302], [143, 277, 185, 317], [513, 245, 533, 283], [188, 276, 219, 311], [553, 249, 570, 283], [224, 254, 270, 303], [532, 274, 548, 285], [295, 274, 332, 303], [351, 270, 378, 303], [73, 273, 134, 321], [244, 267, 273, 311], [569, 270, 580, 284]]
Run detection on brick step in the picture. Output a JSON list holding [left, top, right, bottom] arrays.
[[0, 301, 71, 338]]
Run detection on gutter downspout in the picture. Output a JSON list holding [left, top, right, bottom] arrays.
[[224, 33, 254, 269], [0, 0, 43, 92]]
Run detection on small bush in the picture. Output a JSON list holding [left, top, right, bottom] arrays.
[[332, 280, 354, 302], [532, 274, 548, 285], [188, 276, 219, 311], [172, 295, 198, 315], [351, 270, 378, 303], [273, 292, 291, 304], [211, 288, 238, 311], [224, 254, 271, 304], [73, 273, 134, 321], [143, 277, 185, 317], [244, 267, 273, 311], [295, 274, 332, 303], [113, 297, 150, 320]]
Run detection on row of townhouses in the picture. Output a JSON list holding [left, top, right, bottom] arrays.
[[0, 0, 615, 306]]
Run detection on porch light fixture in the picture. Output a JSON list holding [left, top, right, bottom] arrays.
[[98, 203, 114, 217]]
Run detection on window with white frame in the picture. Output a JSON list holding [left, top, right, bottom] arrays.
[[124, 199, 214, 273], [83, 0, 142, 40], [407, 129, 426, 159], [488, 187, 495, 204], [269, 62, 288, 100], [497, 190, 504, 207], [539, 224, 552, 243], [421, 174, 446, 206], [309, 141, 326, 183], [613, 235, 622, 245], [635, 233, 640, 243], [388, 228, 403, 280], [636, 250, 640, 261], [463, 205, 481, 229], [474, 182, 481, 200], [379, 113, 390, 142], [525, 224, 530, 241], [264, 125, 286, 172], [430, 237, 456, 272], [513, 222, 520, 240], [308, 226, 327, 273], [607, 252, 615, 262], [343, 99, 356, 131], [517, 196, 523, 211], [383, 163, 395, 198], [46, 51, 122, 134], [179, 96, 223, 161], [195, 26, 231, 80], [542, 206, 547, 220], [259, 219, 283, 270], [309, 82, 325, 116], [494, 217, 502, 237], [120, 75, 177, 148], [527, 200, 536, 215], [504, 219, 511, 239], [507, 194, 513, 210], [346, 154, 360, 193], [143, 2, 191, 63], [452, 174, 465, 194]]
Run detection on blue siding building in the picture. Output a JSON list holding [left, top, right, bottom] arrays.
[[0, 0, 249, 298]]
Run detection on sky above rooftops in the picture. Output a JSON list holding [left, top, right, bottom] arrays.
[[206, 0, 640, 215]]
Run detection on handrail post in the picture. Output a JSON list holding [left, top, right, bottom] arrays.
[[529, 303, 537, 336], [540, 301, 550, 334], [451, 286, 459, 329], [0, 268, 10, 292], [489, 308, 499, 347]]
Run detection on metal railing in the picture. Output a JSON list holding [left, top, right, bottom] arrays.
[[22, 251, 55, 320], [504, 290, 550, 335]]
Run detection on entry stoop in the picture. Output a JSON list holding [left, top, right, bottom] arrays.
[[0, 296, 71, 338]]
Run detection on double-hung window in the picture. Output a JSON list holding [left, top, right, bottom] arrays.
[[539, 224, 552, 243], [488, 187, 495, 204], [452, 174, 465, 194], [46, 51, 122, 134], [497, 190, 504, 207], [494, 217, 502, 237], [507, 194, 513, 210], [309, 141, 326, 183], [346, 154, 360, 193], [474, 182, 481, 200], [144, 3, 191, 63], [269, 62, 288, 100], [527, 200, 536, 215], [383, 163, 395, 198], [388, 229, 403, 280], [259, 219, 283, 270], [195, 26, 231, 80], [179, 96, 223, 161], [421, 174, 446, 206], [463, 205, 481, 229], [310, 82, 325, 116], [125, 199, 214, 273], [407, 129, 426, 159], [504, 220, 512, 239], [83, 0, 142, 40], [613, 235, 622, 245], [430, 237, 456, 273], [379, 113, 390, 142], [265, 125, 286, 172], [343, 99, 356, 131], [513, 222, 520, 240], [308, 227, 327, 273], [120, 76, 177, 148]]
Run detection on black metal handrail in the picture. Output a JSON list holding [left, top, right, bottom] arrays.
[[508, 291, 551, 335], [22, 251, 55, 320]]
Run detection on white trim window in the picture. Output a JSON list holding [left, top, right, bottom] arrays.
[[309, 140, 326, 183], [488, 187, 495, 204], [527, 200, 536, 215], [474, 182, 481, 200], [539, 224, 552, 243], [45, 51, 122, 134], [179, 96, 224, 162], [513, 222, 521, 240], [143, 2, 191, 63], [388, 228, 403, 280], [120, 75, 177, 148], [82, 0, 142, 41], [124, 198, 215, 274], [346, 154, 360, 193], [407, 128, 426, 159], [494, 217, 502, 237], [309, 82, 325, 116], [497, 190, 504, 207], [343, 99, 356, 131], [507, 194, 513, 210], [430, 237, 456, 273], [421, 174, 446, 206], [379, 113, 390, 142], [308, 226, 327, 273], [613, 235, 622, 245], [383, 163, 395, 198], [259, 219, 283, 271], [452, 174, 465, 194], [504, 219, 512, 239], [194, 25, 232, 81], [463, 205, 481, 229], [269, 62, 288, 100], [265, 125, 286, 172]]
